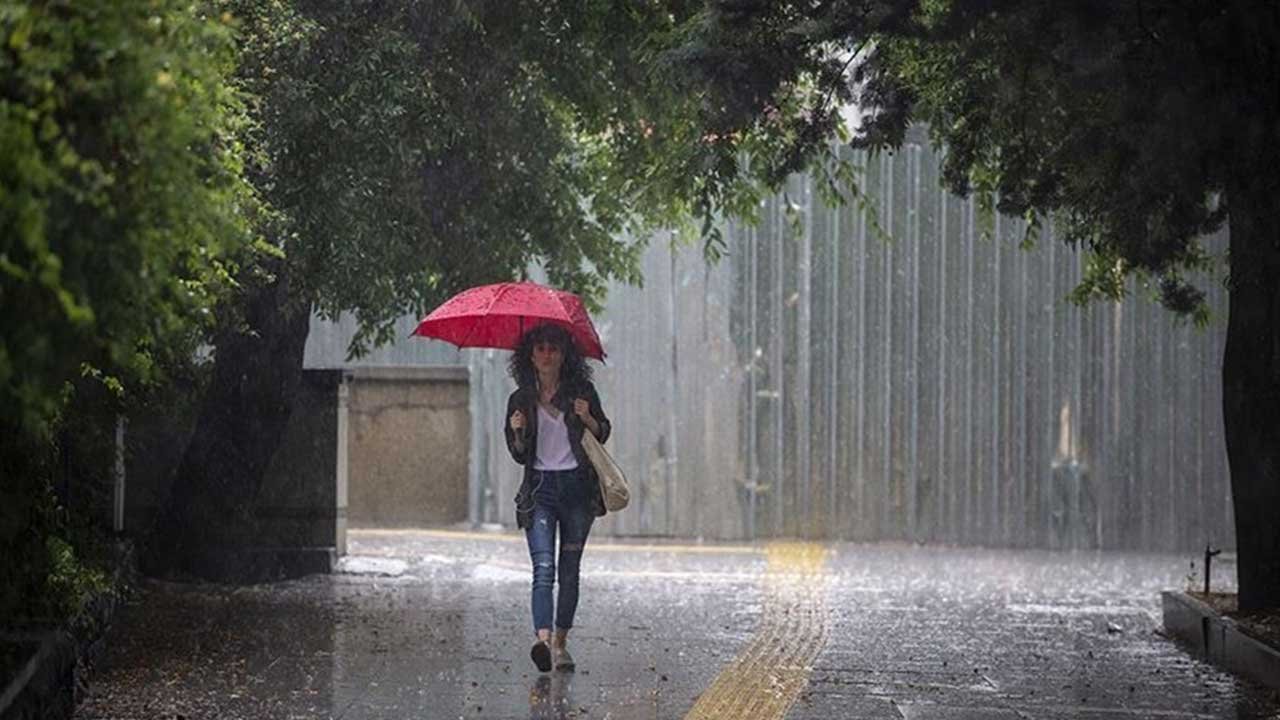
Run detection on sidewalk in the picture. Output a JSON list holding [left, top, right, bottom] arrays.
[[75, 530, 1280, 719]]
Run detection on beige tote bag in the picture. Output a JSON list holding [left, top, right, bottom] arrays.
[[582, 430, 629, 512]]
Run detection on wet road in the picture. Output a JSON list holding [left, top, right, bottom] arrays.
[[77, 530, 1280, 719]]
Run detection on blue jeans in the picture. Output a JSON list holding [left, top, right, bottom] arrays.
[[524, 468, 595, 633]]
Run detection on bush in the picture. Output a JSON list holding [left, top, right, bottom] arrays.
[[0, 0, 254, 440], [0, 0, 252, 623]]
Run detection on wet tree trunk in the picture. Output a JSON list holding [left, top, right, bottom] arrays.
[[1223, 161, 1280, 612], [142, 264, 311, 581]]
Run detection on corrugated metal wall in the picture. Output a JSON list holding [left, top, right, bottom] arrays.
[[710, 145, 1232, 551], [313, 142, 1234, 552]]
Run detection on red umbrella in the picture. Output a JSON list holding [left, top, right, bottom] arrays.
[[412, 281, 606, 360]]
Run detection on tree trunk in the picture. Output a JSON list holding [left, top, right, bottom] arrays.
[[142, 263, 311, 581], [1223, 165, 1280, 612]]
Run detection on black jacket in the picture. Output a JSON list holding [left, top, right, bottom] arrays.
[[504, 380, 612, 529]]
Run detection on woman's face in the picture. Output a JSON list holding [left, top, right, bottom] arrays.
[[532, 340, 564, 377]]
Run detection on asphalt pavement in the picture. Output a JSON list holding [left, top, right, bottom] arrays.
[[75, 529, 1280, 719]]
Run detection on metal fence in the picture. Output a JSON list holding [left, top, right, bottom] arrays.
[[701, 145, 1232, 551], [314, 142, 1235, 552]]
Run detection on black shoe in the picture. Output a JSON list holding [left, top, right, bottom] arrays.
[[530, 640, 552, 672]]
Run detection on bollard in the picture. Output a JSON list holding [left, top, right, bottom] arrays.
[[1203, 543, 1221, 595]]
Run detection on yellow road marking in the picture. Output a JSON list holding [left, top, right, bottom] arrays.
[[683, 542, 831, 720]]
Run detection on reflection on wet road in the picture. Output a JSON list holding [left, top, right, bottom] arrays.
[[76, 529, 1279, 719]]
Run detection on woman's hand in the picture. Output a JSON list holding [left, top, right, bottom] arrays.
[[574, 398, 601, 438], [510, 409, 526, 432]]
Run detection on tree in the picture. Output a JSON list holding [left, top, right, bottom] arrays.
[[145, 0, 711, 578], [0, 0, 251, 438], [0, 0, 253, 617], [666, 0, 1279, 610]]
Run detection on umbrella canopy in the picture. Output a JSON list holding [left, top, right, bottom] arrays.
[[412, 281, 606, 360]]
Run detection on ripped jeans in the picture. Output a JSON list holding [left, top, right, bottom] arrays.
[[524, 467, 595, 633]]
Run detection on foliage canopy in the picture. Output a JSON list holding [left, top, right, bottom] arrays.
[[0, 0, 253, 436], [229, 0, 714, 355], [664, 0, 1276, 317]]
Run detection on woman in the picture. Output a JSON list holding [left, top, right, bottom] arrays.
[[504, 323, 611, 673]]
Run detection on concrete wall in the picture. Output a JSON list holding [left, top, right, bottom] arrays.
[[254, 369, 348, 568], [125, 362, 469, 569], [345, 367, 470, 528], [125, 370, 349, 575], [123, 398, 200, 537]]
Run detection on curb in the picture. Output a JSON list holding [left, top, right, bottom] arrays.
[[1162, 590, 1280, 691]]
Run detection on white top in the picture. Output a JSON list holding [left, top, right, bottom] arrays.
[[534, 404, 578, 471]]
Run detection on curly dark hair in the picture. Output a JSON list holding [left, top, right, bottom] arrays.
[[508, 323, 593, 389]]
